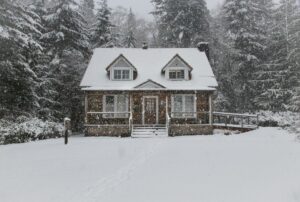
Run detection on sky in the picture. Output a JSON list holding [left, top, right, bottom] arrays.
[[105, 0, 225, 19]]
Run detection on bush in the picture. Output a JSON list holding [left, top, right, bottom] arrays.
[[0, 118, 64, 145]]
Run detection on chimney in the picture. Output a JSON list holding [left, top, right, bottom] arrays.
[[197, 42, 209, 60], [142, 42, 148, 50]]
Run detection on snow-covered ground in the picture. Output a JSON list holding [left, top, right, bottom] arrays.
[[0, 127, 299, 202]]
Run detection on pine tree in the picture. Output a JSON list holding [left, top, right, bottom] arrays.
[[0, 0, 42, 118], [91, 0, 117, 48], [123, 8, 137, 48], [287, 0, 300, 111], [79, 0, 95, 27], [222, 0, 267, 112], [42, 0, 90, 128], [254, 0, 300, 111], [152, 0, 210, 48]]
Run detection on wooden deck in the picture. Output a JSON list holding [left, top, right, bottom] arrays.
[[212, 112, 258, 131]]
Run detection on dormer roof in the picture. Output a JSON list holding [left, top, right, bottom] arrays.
[[105, 54, 137, 71], [161, 54, 193, 72]]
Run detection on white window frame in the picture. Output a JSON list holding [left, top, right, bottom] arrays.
[[111, 67, 133, 81], [166, 67, 189, 80], [171, 94, 197, 118], [103, 94, 129, 118], [169, 69, 185, 80]]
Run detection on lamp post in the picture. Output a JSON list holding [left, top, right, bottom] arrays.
[[64, 117, 71, 145]]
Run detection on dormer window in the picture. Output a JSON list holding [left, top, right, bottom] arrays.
[[106, 54, 137, 81], [169, 70, 185, 80], [113, 68, 131, 80], [162, 54, 193, 81]]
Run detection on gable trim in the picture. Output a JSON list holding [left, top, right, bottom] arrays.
[[106, 54, 137, 71], [134, 79, 166, 89], [162, 54, 193, 72]]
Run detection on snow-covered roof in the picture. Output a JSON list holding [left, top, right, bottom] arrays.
[[80, 48, 218, 91]]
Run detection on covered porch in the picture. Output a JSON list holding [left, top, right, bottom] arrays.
[[84, 91, 258, 137]]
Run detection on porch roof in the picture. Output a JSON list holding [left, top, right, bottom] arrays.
[[80, 48, 218, 91]]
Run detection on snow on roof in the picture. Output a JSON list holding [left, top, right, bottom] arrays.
[[80, 48, 218, 91]]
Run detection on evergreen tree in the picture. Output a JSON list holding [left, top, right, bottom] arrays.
[[123, 8, 137, 48], [222, 0, 267, 112], [79, 0, 95, 27], [91, 0, 117, 48], [152, 0, 210, 48], [42, 0, 90, 128], [0, 0, 42, 118]]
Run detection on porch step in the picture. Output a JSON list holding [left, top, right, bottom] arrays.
[[131, 126, 168, 138]]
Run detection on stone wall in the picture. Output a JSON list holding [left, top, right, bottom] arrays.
[[169, 125, 213, 136], [85, 126, 130, 137]]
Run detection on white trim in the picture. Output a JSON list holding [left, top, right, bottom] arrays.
[[142, 96, 159, 125], [171, 94, 197, 118]]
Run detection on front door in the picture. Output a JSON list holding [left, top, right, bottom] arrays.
[[143, 97, 158, 125]]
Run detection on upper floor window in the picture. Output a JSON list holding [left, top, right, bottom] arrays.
[[113, 69, 131, 80], [108, 55, 135, 81], [162, 55, 192, 81], [169, 70, 185, 80]]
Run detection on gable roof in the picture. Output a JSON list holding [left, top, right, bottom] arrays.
[[134, 79, 166, 89], [80, 48, 218, 91], [162, 54, 193, 72], [105, 54, 137, 71]]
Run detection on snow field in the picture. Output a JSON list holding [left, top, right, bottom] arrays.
[[0, 127, 299, 202]]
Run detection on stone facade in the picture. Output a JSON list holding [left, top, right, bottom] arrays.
[[169, 125, 213, 136], [84, 90, 214, 137]]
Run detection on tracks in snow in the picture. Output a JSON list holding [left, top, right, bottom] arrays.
[[71, 140, 165, 202]]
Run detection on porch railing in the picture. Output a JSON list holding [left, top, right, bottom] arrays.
[[85, 112, 131, 126]]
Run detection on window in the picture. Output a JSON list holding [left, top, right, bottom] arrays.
[[169, 70, 185, 80], [113, 69, 131, 80], [104, 95, 129, 118], [171, 95, 196, 118]]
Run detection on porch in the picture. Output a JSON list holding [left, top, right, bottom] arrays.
[[84, 91, 259, 137], [84, 111, 259, 137]]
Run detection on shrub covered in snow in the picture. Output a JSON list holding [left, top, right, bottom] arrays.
[[258, 111, 300, 133], [0, 117, 64, 145]]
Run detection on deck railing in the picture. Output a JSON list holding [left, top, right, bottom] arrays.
[[213, 112, 259, 129]]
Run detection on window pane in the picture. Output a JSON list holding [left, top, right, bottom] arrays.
[[116, 95, 128, 118], [169, 71, 177, 79], [122, 70, 130, 79], [177, 70, 185, 79], [169, 70, 185, 79], [114, 70, 122, 79], [105, 96, 114, 118], [185, 95, 195, 118]]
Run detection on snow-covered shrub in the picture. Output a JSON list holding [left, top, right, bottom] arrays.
[[0, 118, 64, 145], [258, 111, 300, 129]]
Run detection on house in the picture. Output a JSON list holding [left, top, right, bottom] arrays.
[[80, 44, 218, 137]]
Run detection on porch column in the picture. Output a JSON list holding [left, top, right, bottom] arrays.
[[209, 93, 213, 125], [84, 92, 88, 124]]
